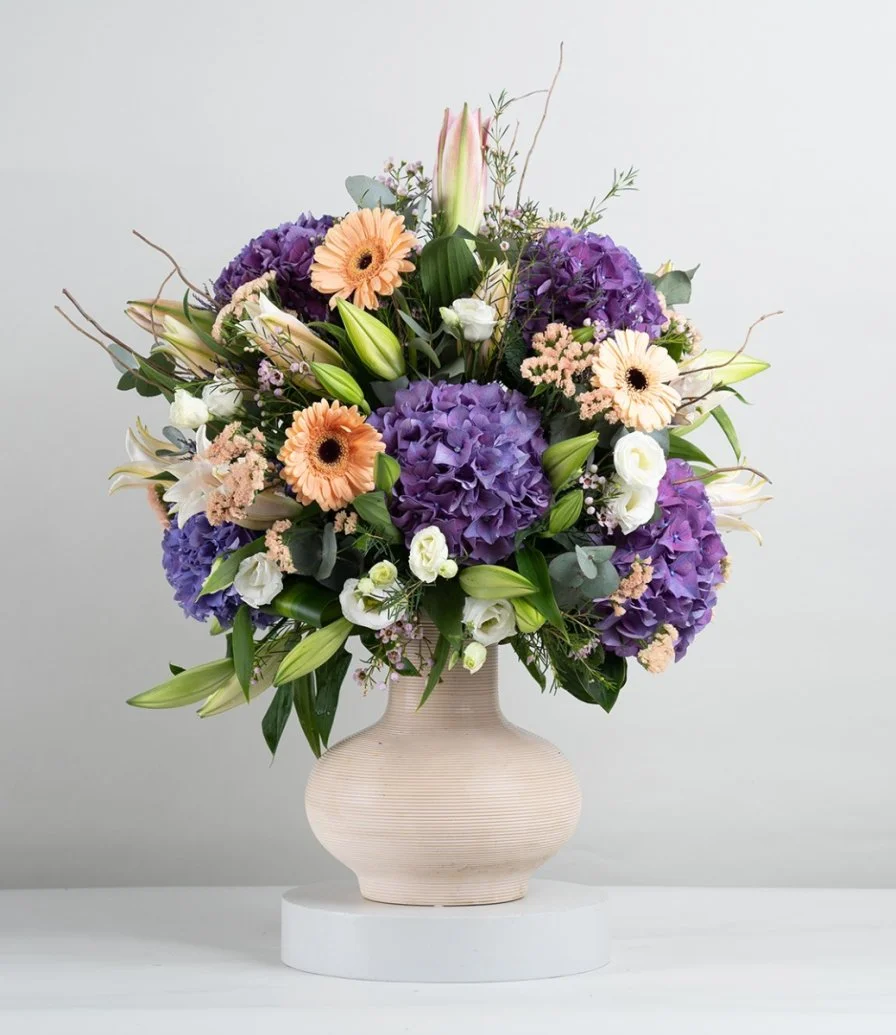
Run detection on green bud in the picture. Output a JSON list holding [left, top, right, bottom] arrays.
[[570, 326, 595, 344], [336, 298, 406, 380], [542, 432, 599, 491], [547, 489, 584, 535], [458, 564, 537, 600], [511, 598, 545, 634], [309, 362, 369, 413], [374, 452, 401, 493]]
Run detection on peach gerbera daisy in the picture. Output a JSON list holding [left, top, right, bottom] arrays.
[[278, 400, 384, 511], [591, 330, 682, 432], [309, 208, 416, 310]]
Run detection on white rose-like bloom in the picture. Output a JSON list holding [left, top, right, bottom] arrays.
[[368, 560, 398, 588], [462, 642, 488, 674], [339, 577, 405, 630], [462, 597, 516, 646], [409, 525, 450, 583], [607, 478, 658, 534], [169, 388, 209, 429], [233, 554, 283, 608], [201, 378, 242, 419], [448, 297, 498, 343], [613, 431, 667, 489]]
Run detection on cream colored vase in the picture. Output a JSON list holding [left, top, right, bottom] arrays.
[[305, 631, 582, 906]]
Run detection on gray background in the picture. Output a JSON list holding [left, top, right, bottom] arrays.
[[1, 0, 893, 889]]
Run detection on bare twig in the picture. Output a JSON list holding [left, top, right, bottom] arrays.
[[515, 42, 564, 208], [131, 229, 214, 303], [55, 305, 158, 391], [61, 289, 136, 353], [683, 310, 783, 378]]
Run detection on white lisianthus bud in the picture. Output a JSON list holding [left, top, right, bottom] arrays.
[[438, 559, 459, 579], [462, 641, 487, 674], [339, 577, 405, 630], [462, 597, 516, 646], [169, 388, 209, 429], [369, 560, 398, 588], [447, 297, 499, 343], [607, 478, 658, 534], [613, 432, 667, 489], [409, 525, 451, 584], [233, 554, 283, 608], [201, 378, 242, 419]]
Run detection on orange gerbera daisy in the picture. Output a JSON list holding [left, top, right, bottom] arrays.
[[278, 400, 384, 511], [309, 208, 416, 310]]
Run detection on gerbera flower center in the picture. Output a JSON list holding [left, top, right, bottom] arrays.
[[349, 242, 385, 281], [626, 366, 649, 391], [356, 251, 374, 271], [317, 437, 344, 465]]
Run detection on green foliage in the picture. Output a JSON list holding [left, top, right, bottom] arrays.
[[546, 635, 627, 713], [198, 538, 266, 598], [510, 636, 547, 691], [352, 490, 403, 543], [668, 436, 715, 468], [275, 618, 354, 686], [262, 683, 295, 758], [127, 659, 234, 710], [712, 406, 741, 459], [422, 578, 465, 644], [418, 633, 451, 709], [313, 648, 351, 747], [648, 266, 698, 306], [345, 175, 396, 208], [374, 452, 401, 494], [548, 547, 619, 609], [231, 605, 254, 699], [515, 547, 565, 631], [417, 235, 479, 311]]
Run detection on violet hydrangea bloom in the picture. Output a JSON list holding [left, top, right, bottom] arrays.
[[213, 213, 334, 322], [161, 515, 274, 628], [370, 381, 552, 564], [595, 460, 727, 661], [514, 227, 665, 340]]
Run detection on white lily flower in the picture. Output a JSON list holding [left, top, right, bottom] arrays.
[[162, 425, 228, 527], [706, 470, 772, 544], [108, 419, 177, 494]]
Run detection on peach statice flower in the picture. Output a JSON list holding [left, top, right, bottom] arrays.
[[265, 519, 297, 574], [589, 330, 681, 432], [520, 323, 598, 398], [278, 400, 384, 511], [637, 624, 679, 674], [309, 209, 416, 310]]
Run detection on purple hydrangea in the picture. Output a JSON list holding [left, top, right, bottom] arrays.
[[595, 460, 727, 661], [369, 381, 552, 564], [213, 213, 334, 322], [514, 227, 665, 340], [161, 515, 274, 628]]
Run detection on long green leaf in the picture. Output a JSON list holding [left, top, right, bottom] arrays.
[[712, 406, 741, 460], [291, 675, 321, 757], [352, 491, 402, 543], [422, 579, 465, 644], [417, 235, 478, 310], [198, 537, 266, 598], [262, 683, 294, 758], [314, 649, 351, 747], [515, 547, 565, 632], [127, 659, 233, 709], [231, 605, 254, 699], [268, 578, 340, 627], [418, 633, 450, 709], [275, 618, 354, 686], [668, 436, 715, 468]]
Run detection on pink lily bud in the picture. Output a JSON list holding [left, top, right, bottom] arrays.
[[433, 104, 491, 236]]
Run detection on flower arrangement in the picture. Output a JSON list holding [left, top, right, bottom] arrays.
[[61, 73, 774, 759]]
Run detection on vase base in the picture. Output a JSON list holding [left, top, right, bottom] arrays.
[[359, 875, 527, 907], [281, 879, 609, 982]]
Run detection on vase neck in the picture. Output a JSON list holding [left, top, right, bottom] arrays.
[[381, 634, 502, 732]]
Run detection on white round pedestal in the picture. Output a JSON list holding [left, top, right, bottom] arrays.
[[281, 879, 609, 982]]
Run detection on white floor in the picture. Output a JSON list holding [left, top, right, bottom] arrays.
[[1, 885, 895, 1034]]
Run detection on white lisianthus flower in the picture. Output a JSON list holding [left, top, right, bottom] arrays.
[[462, 597, 516, 646], [462, 641, 488, 674], [438, 559, 459, 579], [201, 378, 242, 419], [409, 525, 451, 583], [607, 478, 658, 534], [169, 388, 209, 429], [369, 560, 398, 588], [339, 577, 406, 631], [613, 431, 667, 489], [234, 553, 283, 608], [445, 297, 498, 342]]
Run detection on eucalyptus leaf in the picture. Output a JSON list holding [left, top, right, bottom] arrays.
[[370, 376, 409, 406], [579, 562, 621, 600], [345, 175, 396, 209], [653, 269, 693, 306]]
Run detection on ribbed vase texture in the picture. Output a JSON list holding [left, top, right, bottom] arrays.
[[305, 631, 582, 906]]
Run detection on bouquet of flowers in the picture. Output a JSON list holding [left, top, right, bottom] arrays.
[[61, 82, 773, 759]]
